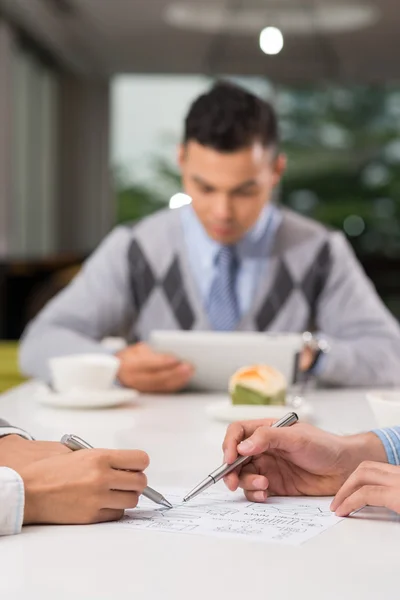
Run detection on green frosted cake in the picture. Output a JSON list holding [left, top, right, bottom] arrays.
[[229, 365, 287, 406]]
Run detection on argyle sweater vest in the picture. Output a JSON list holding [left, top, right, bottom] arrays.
[[125, 207, 332, 343]]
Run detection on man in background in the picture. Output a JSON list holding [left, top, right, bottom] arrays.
[[20, 81, 400, 392]]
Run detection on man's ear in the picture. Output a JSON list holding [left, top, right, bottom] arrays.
[[272, 153, 287, 186], [177, 144, 186, 169]]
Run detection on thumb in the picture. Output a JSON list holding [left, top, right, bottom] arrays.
[[237, 425, 291, 456]]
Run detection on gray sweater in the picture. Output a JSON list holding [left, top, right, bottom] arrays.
[[20, 207, 400, 387]]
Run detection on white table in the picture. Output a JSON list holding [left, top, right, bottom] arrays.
[[0, 382, 399, 600]]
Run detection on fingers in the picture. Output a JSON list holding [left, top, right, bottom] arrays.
[[298, 347, 314, 372], [106, 449, 150, 472], [105, 491, 140, 510], [244, 490, 269, 503], [234, 466, 269, 502], [110, 470, 148, 492], [236, 424, 293, 457], [97, 508, 125, 523], [224, 472, 239, 491], [222, 419, 276, 463], [117, 343, 195, 392], [134, 363, 194, 393], [223, 456, 255, 492], [222, 420, 279, 493], [228, 461, 269, 503], [132, 344, 182, 371], [333, 485, 391, 517], [223, 423, 245, 463], [239, 473, 269, 493], [224, 461, 269, 494], [238, 473, 270, 503], [331, 461, 398, 514]]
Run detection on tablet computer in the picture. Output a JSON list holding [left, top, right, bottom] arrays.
[[150, 331, 303, 391]]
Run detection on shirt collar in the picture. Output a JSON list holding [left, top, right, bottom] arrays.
[[237, 204, 274, 258], [180, 204, 220, 270], [180, 203, 275, 264]]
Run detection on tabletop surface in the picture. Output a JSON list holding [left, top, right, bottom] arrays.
[[0, 382, 398, 600]]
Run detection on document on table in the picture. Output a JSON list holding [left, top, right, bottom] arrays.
[[116, 487, 342, 545]]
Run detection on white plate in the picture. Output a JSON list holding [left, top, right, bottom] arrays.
[[206, 398, 314, 424], [34, 384, 139, 409]]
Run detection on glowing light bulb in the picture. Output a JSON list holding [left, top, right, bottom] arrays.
[[259, 27, 284, 55]]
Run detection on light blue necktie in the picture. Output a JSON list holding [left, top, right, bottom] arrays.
[[208, 246, 240, 331]]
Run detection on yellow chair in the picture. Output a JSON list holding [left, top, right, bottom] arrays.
[[0, 342, 26, 393]]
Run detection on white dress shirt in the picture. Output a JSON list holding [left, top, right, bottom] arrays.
[[0, 421, 33, 536], [180, 203, 282, 315], [0, 467, 25, 536]]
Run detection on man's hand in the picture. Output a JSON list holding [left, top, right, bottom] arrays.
[[331, 461, 400, 516], [298, 346, 316, 371], [222, 420, 387, 502], [0, 435, 71, 471], [116, 342, 194, 393], [19, 448, 150, 525]]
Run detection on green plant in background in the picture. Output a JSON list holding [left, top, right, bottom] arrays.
[[113, 165, 167, 222], [277, 85, 400, 259]]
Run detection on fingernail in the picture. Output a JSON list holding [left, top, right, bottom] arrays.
[[334, 506, 345, 517], [254, 477, 267, 490], [238, 440, 255, 452], [254, 491, 266, 502], [180, 363, 193, 374]]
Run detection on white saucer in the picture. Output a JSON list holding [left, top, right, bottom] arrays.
[[34, 384, 139, 409], [206, 398, 314, 424]]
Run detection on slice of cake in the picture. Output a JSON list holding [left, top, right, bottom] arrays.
[[229, 365, 287, 406]]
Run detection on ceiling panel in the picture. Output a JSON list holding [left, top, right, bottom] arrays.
[[2, 0, 400, 83]]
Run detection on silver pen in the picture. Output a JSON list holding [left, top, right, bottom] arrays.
[[61, 433, 173, 509], [183, 412, 299, 503]]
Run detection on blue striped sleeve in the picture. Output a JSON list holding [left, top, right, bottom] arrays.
[[372, 427, 400, 465]]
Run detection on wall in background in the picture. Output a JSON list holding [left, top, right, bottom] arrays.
[[11, 44, 59, 257], [0, 17, 114, 339]]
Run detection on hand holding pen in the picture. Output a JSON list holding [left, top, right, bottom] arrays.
[[184, 413, 298, 502], [18, 446, 151, 525], [61, 434, 172, 508], [221, 414, 366, 504]]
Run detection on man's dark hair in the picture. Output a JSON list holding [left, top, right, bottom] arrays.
[[183, 81, 279, 152]]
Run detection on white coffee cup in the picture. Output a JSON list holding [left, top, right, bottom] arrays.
[[366, 390, 400, 428], [49, 354, 120, 394]]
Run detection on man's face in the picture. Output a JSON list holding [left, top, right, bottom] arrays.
[[178, 140, 286, 245]]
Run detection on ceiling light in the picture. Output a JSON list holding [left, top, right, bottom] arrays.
[[259, 27, 284, 55]]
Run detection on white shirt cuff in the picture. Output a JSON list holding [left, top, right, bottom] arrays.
[[0, 467, 25, 536], [0, 427, 34, 441]]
